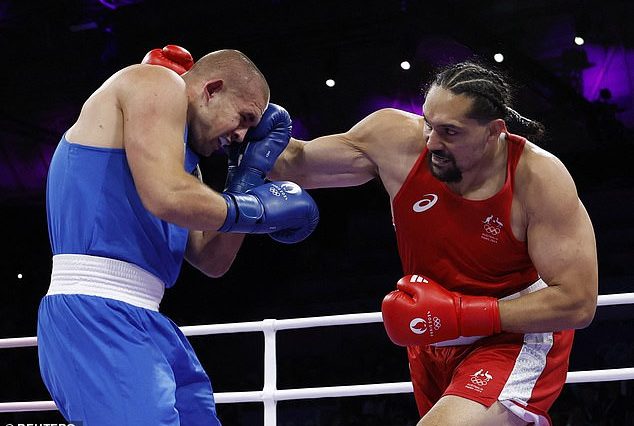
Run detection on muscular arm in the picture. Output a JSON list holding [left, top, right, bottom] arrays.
[[185, 230, 245, 277], [121, 65, 228, 230], [179, 169, 244, 277], [271, 133, 376, 188], [499, 150, 598, 332], [270, 108, 424, 189]]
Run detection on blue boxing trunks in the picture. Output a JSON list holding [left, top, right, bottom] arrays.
[[37, 254, 221, 426]]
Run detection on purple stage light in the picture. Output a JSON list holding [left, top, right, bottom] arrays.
[[582, 45, 632, 101], [362, 96, 422, 116], [582, 44, 634, 126]]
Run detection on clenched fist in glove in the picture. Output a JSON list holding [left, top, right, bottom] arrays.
[[219, 181, 319, 244], [225, 104, 292, 193], [381, 274, 501, 346], [142, 45, 194, 75]]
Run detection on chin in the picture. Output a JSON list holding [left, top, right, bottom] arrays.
[[192, 141, 215, 157], [432, 166, 463, 183]]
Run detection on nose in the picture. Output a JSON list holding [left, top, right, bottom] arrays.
[[425, 129, 443, 151], [231, 127, 249, 143]]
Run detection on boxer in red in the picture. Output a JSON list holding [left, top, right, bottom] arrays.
[[271, 61, 598, 425]]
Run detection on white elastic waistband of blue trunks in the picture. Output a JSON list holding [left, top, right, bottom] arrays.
[[47, 254, 165, 311], [432, 278, 548, 347]]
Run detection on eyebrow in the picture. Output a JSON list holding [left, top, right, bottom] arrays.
[[423, 115, 463, 130]]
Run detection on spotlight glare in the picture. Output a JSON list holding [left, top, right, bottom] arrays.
[[17, 273, 23, 279], [400, 61, 411, 70], [326, 79, 335, 88], [574, 36, 585, 46], [493, 53, 504, 63]]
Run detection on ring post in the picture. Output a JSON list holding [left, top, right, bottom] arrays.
[[262, 319, 277, 426]]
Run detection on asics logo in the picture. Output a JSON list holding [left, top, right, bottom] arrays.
[[412, 194, 438, 212]]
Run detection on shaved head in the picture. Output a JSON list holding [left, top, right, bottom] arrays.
[[187, 49, 269, 103]]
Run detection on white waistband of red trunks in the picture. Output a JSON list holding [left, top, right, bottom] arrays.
[[432, 278, 548, 347], [47, 254, 165, 311]]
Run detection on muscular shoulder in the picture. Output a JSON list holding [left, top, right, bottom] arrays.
[[115, 65, 189, 154], [347, 108, 425, 193], [516, 141, 579, 219], [345, 108, 425, 166], [348, 108, 423, 142], [69, 65, 184, 145], [114, 64, 187, 108]]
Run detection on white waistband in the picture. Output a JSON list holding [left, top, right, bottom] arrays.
[[432, 278, 548, 347], [47, 254, 165, 311]]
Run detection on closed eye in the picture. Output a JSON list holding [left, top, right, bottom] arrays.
[[241, 113, 257, 127]]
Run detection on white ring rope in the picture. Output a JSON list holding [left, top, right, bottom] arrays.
[[0, 292, 633, 422]]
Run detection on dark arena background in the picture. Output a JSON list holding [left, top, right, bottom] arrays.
[[1, 1, 633, 425]]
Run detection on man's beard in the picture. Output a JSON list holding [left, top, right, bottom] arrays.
[[426, 150, 462, 182]]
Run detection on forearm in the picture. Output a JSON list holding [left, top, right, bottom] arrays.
[[269, 138, 309, 184], [149, 172, 228, 231], [186, 231, 245, 278], [499, 283, 597, 333], [271, 137, 376, 189]]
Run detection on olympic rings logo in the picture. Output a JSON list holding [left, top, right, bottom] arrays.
[[270, 184, 296, 199], [432, 317, 441, 330], [471, 377, 489, 386], [470, 369, 493, 387], [483, 225, 501, 235]]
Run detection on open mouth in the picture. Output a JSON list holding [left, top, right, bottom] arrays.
[[219, 136, 231, 147], [431, 152, 452, 166]]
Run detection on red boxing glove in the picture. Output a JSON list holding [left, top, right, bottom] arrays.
[[141, 45, 194, 75], [381, 274, 501, 346]]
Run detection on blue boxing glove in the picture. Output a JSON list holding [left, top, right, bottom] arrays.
[[219, 181, 319, 244], [224, 104, 292, 193]]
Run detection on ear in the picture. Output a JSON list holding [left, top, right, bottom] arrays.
[[487, 118, 507, 141], [203, 79, 223, 100]]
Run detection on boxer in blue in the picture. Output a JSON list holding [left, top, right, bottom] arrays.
[[38, 48, 319, 425]]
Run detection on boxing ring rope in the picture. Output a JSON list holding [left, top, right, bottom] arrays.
[[1, 293, 633, 424]]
